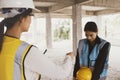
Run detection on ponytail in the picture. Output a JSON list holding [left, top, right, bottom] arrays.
[[0, 19, 5, 52]]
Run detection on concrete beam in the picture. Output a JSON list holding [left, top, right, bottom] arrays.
[[35, 0, 74, 3], [94, 9, 120, 15], [49, 2, 74, 12], [76, 0, 93, 4], [49, 0, 91, 12], [36, 7, 49, 13], [51, 13, 72, 18], [37, 0, 91, 3], [84, 0, 120, 9]]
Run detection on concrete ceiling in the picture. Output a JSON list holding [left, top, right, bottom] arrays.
[[1, 0, 120, 18], [33, 0, 92, 12], [33, 0, 120, 17], [82, 5, 107, 11], [34, 2, 56, 7]]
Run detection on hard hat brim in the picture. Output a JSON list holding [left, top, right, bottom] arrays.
[[32, 8, 41, 13]]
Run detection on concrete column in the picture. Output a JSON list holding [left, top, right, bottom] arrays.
[[46, 13, 52, 48], [72, 4, 82, 54]]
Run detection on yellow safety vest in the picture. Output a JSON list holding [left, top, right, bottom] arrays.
[[0, 36, 32, 80]]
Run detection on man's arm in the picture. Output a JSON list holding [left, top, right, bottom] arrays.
[[91, 42, 111, 80]]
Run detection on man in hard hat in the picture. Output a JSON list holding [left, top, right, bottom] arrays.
[[76, 67, 92, 80], [0, 0, 74, 80]]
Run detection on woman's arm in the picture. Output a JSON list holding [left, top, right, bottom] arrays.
[[25, 46, 74, 79], [91, 42, 111, 80], [73, 49, 80, 78]]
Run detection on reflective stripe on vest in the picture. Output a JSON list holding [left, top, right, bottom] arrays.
[[78, 38, 108, 79], [14, 42, 32, 80]]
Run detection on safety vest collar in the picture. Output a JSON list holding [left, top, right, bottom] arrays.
[[4, 35, 21, 43]]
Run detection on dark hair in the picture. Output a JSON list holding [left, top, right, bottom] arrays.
[[84, 22, 98, 32], [0, 8, 32, 52]]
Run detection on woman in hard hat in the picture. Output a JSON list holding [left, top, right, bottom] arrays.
[[73, 22, 111, 80], [0, 0, 74, 80]]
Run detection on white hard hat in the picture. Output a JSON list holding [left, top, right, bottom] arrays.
[[0, 0, 40, 12]]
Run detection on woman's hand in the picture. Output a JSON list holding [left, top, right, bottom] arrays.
[[66, 52, 74, 60]]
